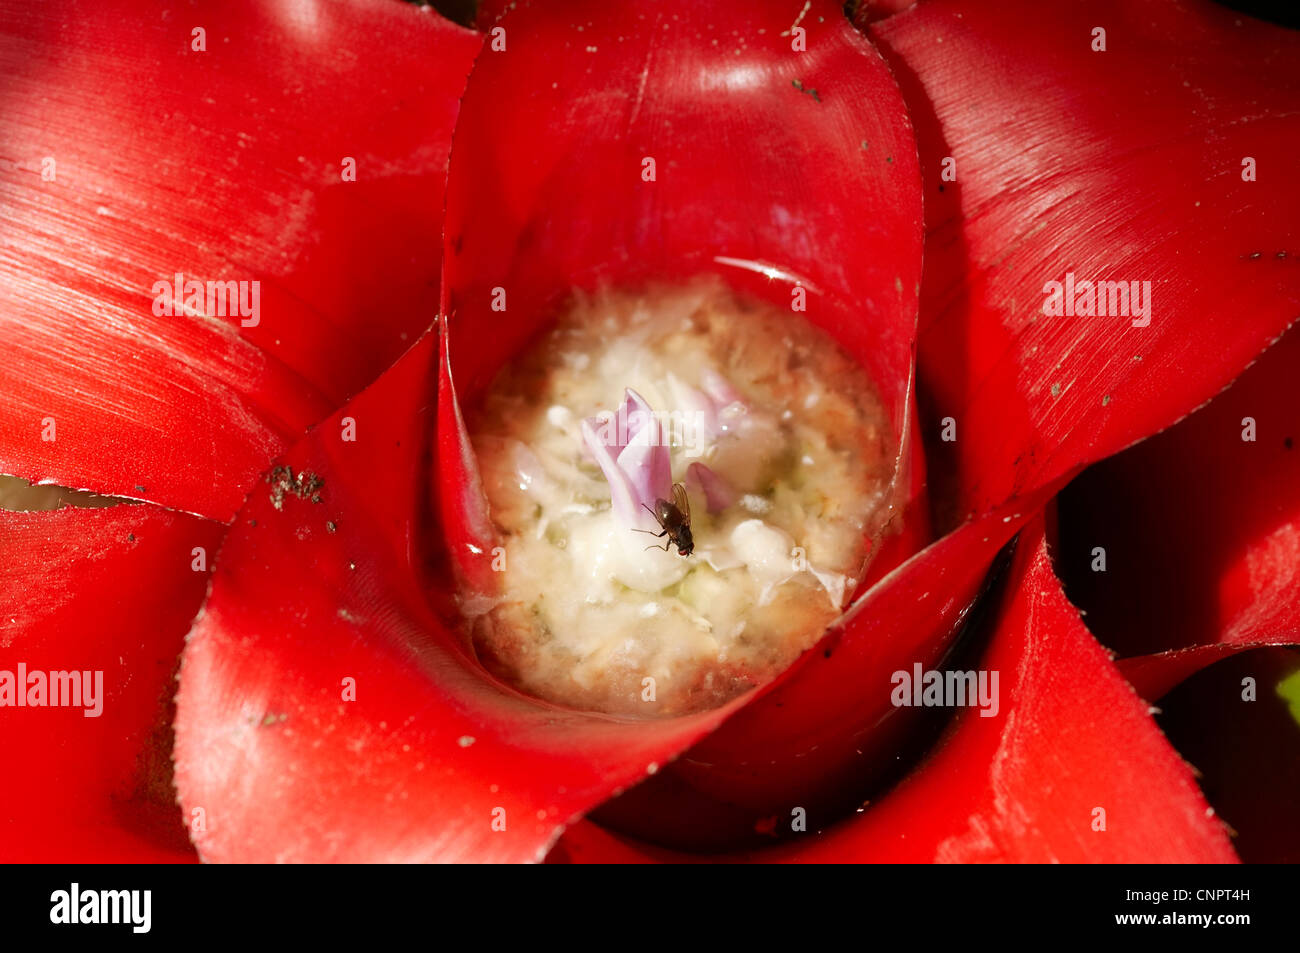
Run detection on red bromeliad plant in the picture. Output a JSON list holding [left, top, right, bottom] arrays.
[[0, 0, 1297, 863]]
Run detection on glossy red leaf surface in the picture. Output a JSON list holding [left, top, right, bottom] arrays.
[[1119, 641, 1299, 703], [173, 332, 759, 863], [0, 0, 479, 520], [0, 504, 222, 862], [437, 0, 924, 590], [771, 519, 1237, 862], [1059, 323, 1300, 696], [870, 0, 1300, 530]]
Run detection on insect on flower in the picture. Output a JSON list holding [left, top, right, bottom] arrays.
[[634, 482, 694, 556]]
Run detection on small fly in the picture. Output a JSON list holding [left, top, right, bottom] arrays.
[[634, 482, 694, 557]]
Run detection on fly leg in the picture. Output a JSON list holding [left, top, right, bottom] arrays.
[[631, 527, 671, 551]]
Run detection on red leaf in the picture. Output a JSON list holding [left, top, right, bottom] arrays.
[[1119, 642, 1299, 702], [767, 518, 1237, 861], [0, 504, 222, 862], [1059, 323, 1300, 695], [172, 333, 754, 862], [870, 0, 1300, 530], [0, 0, 479, 520], [436, 0, 925, 591]]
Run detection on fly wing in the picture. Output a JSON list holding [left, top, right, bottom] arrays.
[[672, 481, 690, 524]]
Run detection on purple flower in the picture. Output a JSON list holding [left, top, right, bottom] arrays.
[[580, 389, 673, 530]]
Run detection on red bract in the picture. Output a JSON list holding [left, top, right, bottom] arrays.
[[0, 0, 479, 862], [1060, 323, 1300, 699], [0, 0, 479, 520], [766, 517, 1238, 863], [0, 505, 222, 861], [871, 0, 1300, 529], [2, 0, 1298, 863]]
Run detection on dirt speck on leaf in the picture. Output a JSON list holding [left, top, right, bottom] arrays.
[[267, 465, 325, 511]]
